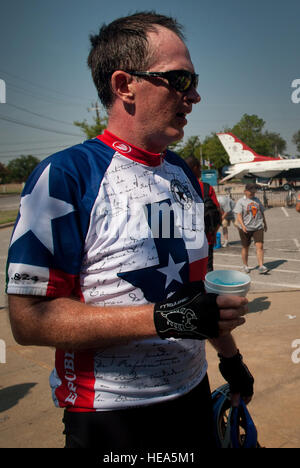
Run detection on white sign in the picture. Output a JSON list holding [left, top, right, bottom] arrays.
[[291, 79, 300, 104], [0, 79, 6, 103], [0, 339, 6, 363], [291, 339, 300, 364]]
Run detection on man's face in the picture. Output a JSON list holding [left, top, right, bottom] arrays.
[[245, 189, 256, 198], [132, 26, 201, 152]]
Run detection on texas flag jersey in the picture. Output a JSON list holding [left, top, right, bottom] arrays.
[[6, 131, 209, 412]]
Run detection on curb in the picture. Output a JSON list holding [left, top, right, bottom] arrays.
[[0, 222, 15, 229]]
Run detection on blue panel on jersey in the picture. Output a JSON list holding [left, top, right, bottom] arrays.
[[118, 199, 189, 302], [7, 138, 116, 276]]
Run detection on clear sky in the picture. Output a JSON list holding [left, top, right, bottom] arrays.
[[0, 0, 299, 163]]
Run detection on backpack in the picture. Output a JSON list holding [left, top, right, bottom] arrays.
[[200, 182, 221, 234]]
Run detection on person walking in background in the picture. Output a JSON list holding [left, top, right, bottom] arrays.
[[234, 183, 268, 274], [217, 189, 236, 247], [185, 156, 221, 271], [296, 192, 300, 212]]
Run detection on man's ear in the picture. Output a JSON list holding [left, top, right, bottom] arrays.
[[111, 71, 135, 104]]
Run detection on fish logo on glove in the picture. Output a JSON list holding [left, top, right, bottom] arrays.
[[161, 308, 197, 333]]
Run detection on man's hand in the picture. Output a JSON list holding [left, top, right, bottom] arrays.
[[218, 350, 254, 406], [216, 295, 248, 337], [153, 282, 248, 340]]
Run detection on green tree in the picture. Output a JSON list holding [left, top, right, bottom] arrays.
[[74, 102, 108, 139], [260, 131, 287, 157], [0, 162, 9, 183], [231, 114, 286, 156], [178, 136, 201, 160], [292, 130, 300, 154], [6, 155, 40, 183], [201, 133, 229, 172], [199, 114, 287, 175], [231, 114, 265, 147]]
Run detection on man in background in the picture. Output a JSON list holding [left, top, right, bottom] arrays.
[[234, 183, 268, 274], [217, 189, 236, 247], [185, 155, 221, 271]]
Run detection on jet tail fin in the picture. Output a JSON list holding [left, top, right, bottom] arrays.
[[217, 132, 278, 164]]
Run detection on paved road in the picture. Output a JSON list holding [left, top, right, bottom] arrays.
[[214, 205, 300, 292], [1, 206, 300, 448], [0, 195, 20, 211], [0, 228, 13, 308]]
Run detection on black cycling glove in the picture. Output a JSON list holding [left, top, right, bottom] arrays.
[[218, 350, 254, 397], [154, 281, 220, 340]]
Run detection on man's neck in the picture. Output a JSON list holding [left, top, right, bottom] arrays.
[[106, 110, 168, 154]]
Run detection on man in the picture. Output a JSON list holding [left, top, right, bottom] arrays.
[[6, 12, 253, 449], [218, 190, 236, 247], [185, 155, 221, 271], [234, 183, 268, 274]]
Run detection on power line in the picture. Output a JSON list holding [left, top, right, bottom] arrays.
[[0, 69, 93, 103], [0, 114, 83, 137], [0, 139, 79, 147], [7, 82, 86, 107], [6, 103, 76, 127], [0, 144, 73, 155]]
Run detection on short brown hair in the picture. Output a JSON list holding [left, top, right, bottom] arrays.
[[245, 183, 258, 192], [185, 156, 200, 170], [87, 11, 185, 109]]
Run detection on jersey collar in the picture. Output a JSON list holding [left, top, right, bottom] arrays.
[[96, 130, 166, 167]]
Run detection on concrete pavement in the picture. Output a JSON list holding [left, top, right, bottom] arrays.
[[1, 289, 299, 448], [1, 208, 300, 449]]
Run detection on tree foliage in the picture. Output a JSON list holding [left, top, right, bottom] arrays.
[[0, 111, 291, 185], [6, 155, 40, 183], [292, 130, 300, 154], [0, 162, 9, 184], [171, 136, 201, 160], [74, 102, 108, 139], [230, 114, 286, 157], [182, 114, 287, 173], [201, 133, 229, 171]]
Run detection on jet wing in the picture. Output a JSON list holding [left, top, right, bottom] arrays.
[[220, 167, 248, 183]]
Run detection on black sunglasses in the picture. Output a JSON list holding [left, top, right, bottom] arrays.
[[125, 69, 199, 93]]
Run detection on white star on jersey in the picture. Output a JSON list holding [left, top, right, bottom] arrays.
[[10, 164, 75, 254], [158, 254, 185, 289]]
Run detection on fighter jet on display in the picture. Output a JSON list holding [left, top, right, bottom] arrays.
[[217, 132, 300, 188]]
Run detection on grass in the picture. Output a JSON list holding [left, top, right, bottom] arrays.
[[0, 210, 18, 225]]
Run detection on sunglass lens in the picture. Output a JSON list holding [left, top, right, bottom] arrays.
[[194, 75, 199, 89], [174, 73, 191, 92], [170, 72, 197, 92]]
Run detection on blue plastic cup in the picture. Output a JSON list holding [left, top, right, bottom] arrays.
[[205, 270, 251, 296]]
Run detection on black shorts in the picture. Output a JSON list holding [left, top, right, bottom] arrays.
[[238, 228, 264, 247], [63, 374, 216, 450]]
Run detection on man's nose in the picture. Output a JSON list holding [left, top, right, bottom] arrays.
[[185, 87, 201, 104]]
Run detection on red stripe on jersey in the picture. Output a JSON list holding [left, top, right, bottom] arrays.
[[97, 130, 166, 167], [54, 349, 96, 412], [46, 268, 83, 300], [189, 258, 208, 282]]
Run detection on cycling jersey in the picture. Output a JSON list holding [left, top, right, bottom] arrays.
[[6, 130, 209, 412]]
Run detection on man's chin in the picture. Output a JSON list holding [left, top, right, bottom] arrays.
[[168, 127, 184, 144]]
